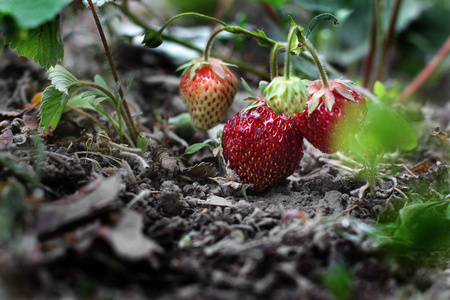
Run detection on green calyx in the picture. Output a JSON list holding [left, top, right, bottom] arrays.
[[265, 76, 309, 116]]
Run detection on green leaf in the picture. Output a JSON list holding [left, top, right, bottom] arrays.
[[67, 92, 96, 110], [241, 78, 256, 97], [259, 80, 269, 96], [94, 74, 109, 89], [4, 17, 64, 68], [0, 0, 72, 29], [255, 29, 274, 47], [360, 99, 418, 151], [185, 139, 216, 155], [124, 72, 136, 100], [306, 13, 339, 38], [373, 81, 386, 98], [113, 78, 123, 100], [39, 86, 69, 132], [47, 64, 80, 94]]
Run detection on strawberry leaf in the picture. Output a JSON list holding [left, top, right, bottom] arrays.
[[94, 74, 109, 89], [4, 17, 64, 68], [48, 64, 81, 94], [306, 13, 339, 38], [39, 86, 69, 132], [0, 0, 72, 29]]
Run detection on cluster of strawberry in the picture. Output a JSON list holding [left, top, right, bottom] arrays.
[[179, 37, 367, 195]]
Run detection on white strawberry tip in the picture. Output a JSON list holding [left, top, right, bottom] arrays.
[[307, 79, 356, 115]]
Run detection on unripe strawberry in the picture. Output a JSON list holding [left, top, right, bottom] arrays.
[[295, 80, 367, 154], [264, 76, 308, 116], [222, 103, 304, 193], [179, 58, 238, 131]]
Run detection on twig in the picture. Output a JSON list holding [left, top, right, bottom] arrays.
[[66, 103, 113, 135], [397, 36, 450, 102], [375, 0, 403, 81], [362, 0, 381, 89], [86, 0, 138, 144]]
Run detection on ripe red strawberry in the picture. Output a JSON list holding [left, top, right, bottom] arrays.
[[295, 79, 367, 154], [179, 57, 238, 131], [222, 103, 304, 193]]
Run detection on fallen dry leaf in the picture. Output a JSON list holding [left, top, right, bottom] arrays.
[[36, 175, 123, 238], [98, 209, 164, 261]]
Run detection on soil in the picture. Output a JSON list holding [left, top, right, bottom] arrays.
[[0, 12, 450, 300]]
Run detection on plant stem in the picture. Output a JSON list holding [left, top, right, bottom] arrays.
[[159, 12, 228, 33], [362, 0, 380, 89], [86, 0, 137, 145], [270, 43, 284, 79], [226, 26, 277, 48], [300, 38, 329, 88], [113, 2, 270, 79], [376, 0, 403, 82], [284, 27, 299, 80], [66, 104, 113, 135], [204, 27, 228, 61], [397, 36, 450, 102]]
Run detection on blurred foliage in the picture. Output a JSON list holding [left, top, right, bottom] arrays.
[[322, 262, 354, 300], [155, 0, 449, 95]]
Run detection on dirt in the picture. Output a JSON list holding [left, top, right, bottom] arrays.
[[1, 16, 450, 300]]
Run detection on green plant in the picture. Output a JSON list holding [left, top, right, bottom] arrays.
[[39, 65, 137, 145], [0, 0, 139, 145]]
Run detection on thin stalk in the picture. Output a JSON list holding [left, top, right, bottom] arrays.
[[284, 27, 298, 80], [363, 0, 381, 90], [204, 27, 228, 61], [66, 103, 112, 135], [114, 2, 270, 79], [270, 43, 284, 79], [158, 12, 228, 33], [376, 0, 403, 81], [226, 25, 277, 47], [86, 0, 137, 145], [397, 36, 450, 102], [301, 38, 329, 88]]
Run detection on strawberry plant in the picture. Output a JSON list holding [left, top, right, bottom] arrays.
[[1, 1, 450, 299]]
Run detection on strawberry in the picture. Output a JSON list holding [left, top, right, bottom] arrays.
[[179, 57, 238, 131], [265, 76, 309, 116], [222, 102, 304, 193], [295, 79, 367, 154]]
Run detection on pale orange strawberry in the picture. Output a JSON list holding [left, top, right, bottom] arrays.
[[179, 58, 238, 131]]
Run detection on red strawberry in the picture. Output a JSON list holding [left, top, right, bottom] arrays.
[[179, 57, 238, 131], [222, 103, 304, 193], [295, 79, 367, 154]]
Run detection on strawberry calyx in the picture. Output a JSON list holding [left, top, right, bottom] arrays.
[[307, 79, 356, 115], [264, 76, 309, 116], [177, 57, 236, 81]]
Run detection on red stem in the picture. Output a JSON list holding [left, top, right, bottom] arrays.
[[376, 0, 403, 81], [362, 0, 380, 89], [397, 36, 450, 102]]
